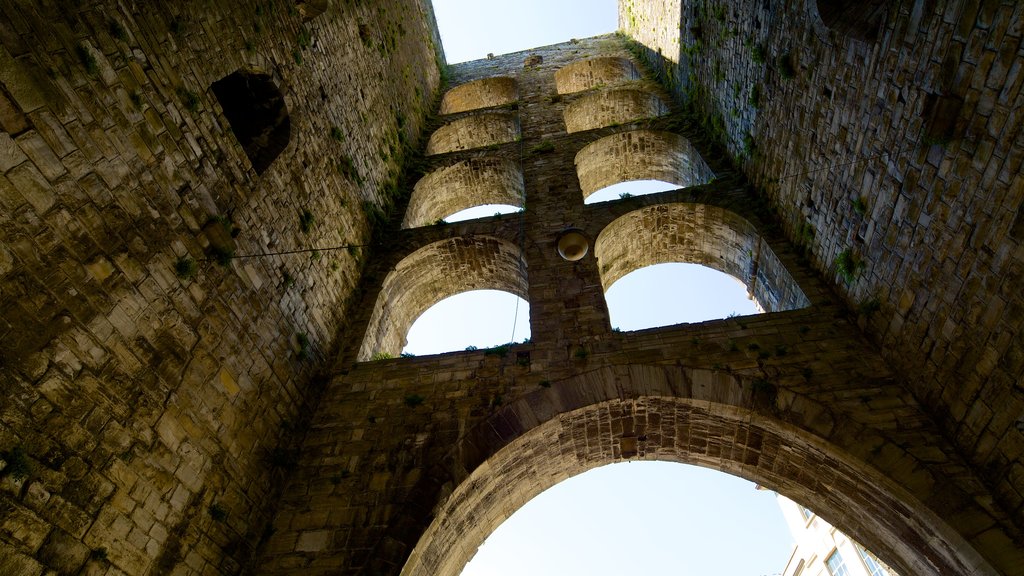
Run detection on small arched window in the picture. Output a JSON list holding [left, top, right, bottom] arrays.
[[211, 70, 290, 174]]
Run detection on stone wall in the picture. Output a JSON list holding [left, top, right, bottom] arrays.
[[0, 0, 442, 574], [621, 0, 1024, 557]]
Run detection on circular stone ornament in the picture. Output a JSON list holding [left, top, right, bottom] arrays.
[[557, 229, 590, 261]]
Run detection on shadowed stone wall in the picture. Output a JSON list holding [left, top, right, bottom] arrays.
[[621, 1, 1024, 568], [0, 1, 442, 574]]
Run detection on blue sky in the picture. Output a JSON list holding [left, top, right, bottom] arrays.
[[410, 2, 797, 575]]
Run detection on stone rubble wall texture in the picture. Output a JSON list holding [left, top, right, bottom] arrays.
[[259, 33, 1021, 576], [0, 0, 442, 574], [621, 0, 1024, 566], [1, 1, 1022, 576]]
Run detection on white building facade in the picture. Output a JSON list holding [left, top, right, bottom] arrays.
[[777, 495, 897, 576]]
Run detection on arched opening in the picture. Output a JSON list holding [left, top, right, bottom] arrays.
[[402, 158, 524, 228], [814, 0, 888, 43], [403, 290, 530, 356], [211, 70, 290, 175], [460, 462, 793, 576], [358, 236, 528, 360], [401, 389, 997, 576], [562, 88, 668, 133], [554, 56, 642, 94], [583, 178, 679, 204], [575, 131, 714, 202], [443, 204, 521, 223], [605, 263, 760, 331], [594, 204, 810, 314], [425, 112, 521, 156], [440, 77, 518, 115]]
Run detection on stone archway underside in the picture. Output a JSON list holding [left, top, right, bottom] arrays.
[[595, 203, 809, 312], [575, 130, 714, 200], [563, 88, 669, 133], [439, 77, 518, 114], [402, 158, 524, 229], [357, 236, 528, 360], [402, 374, 997, 576], [554, 56, 642, 94], [425, 112, 520, 155]]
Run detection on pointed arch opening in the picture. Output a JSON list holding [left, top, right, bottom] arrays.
[[211, 70, 290, 175], [554, 56, 642, 94], [358, 236, 528, 360], [575, 131, 714, 202], [594, 204, 809, 318], [563, 88, 669, 133], [440, 77, 518, 115], [459, 462, 793, 576], [402, 158, 524, 228]]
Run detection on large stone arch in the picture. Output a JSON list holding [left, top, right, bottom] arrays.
[[425, 112, 520, 155], [575, 130, 714, 200], [594, 203, 810, 313], [211, 69, 290, 175], [554, 56, 642, 94], [563, 88, 669, 133], [401, 158, 524, 229], [439, 77, 518, 114], [400, 367, 999, 576], [357, 236, 528, 360]]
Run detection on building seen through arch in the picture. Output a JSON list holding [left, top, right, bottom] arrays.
[[0, 2, 1021, 576]]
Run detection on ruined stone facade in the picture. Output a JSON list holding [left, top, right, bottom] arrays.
[[1, 1, 1023, 576]]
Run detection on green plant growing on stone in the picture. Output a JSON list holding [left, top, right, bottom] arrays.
[[296, 333, 310, 360], [76, 43, 98, 76], [293, 49, 303, 65], [330, 126, 344, 142], [299, 209, 315, 233], [464, 345, 478, 351], [749, 43, 766, 65], [743, 132, 756, 156], [282, 270, 294, 287], [400, 352, 415, 358], [175, 256, 197, 280], [619, 192, 633, 199], [208, 503, 228, 522], [852, 197, 868, 216], [297, 28, 311, 49], [337, 155, 361, 184], [370, 351, 394, 361], [404, 394, 424, 407], [834, 249, 862, 283], [484, 344, 510, 357], [2, 446, 32, 480], [574, 347, 588, 359], [528, 141, 555, 155], [748, 84, 761, 108]]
